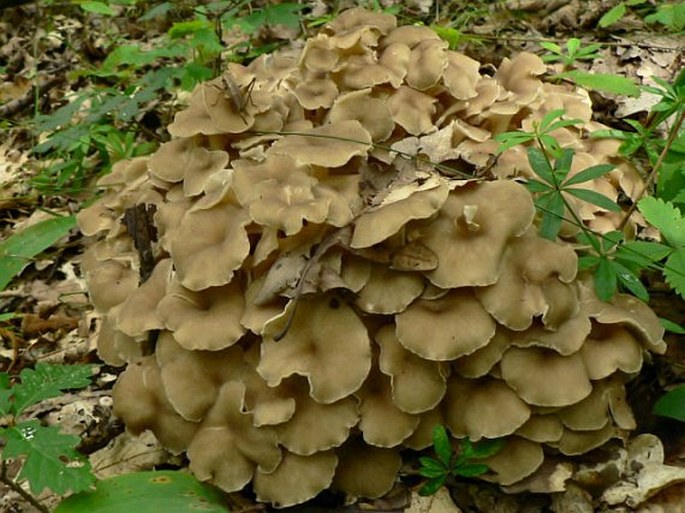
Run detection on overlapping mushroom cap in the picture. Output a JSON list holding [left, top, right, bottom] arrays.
[[79, 7, 665, 508]]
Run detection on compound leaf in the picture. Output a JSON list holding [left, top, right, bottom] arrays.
[[559, 71, 641, 97], [565, 188, 621, 212], [664, 249, 685, 299], [431, 425, 453, 467], [563, 164, 615, 186], [419, 475, 447, 496], [638, 197, 685, 248]]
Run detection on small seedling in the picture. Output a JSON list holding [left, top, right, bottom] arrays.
[[418, 425, 504, 496]]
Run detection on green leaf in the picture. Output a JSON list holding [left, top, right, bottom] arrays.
[[494, 131, 534, 153], [638, 197, 685, 248], [538, 109, 566, 132], [431, 425, 453, 467], [528, 147, 555, 184], [525, 179, 553, 193], [453, 463, 489, 478], [56, 471, 230, 513], [599, 3, 626, 27], [578, 254, 601, 270], [558, 71, 641, 97], [418, 475, 447, 496], [664, 249, 685, 299], [418, 457, 448, 478], [2, 421, 95, 495], [653, 385, 685, 422], [566, 38, 581, 57], [539, 41, 561, 54], [564, 188, 621, 212], [660, 317, 685, 334], [563, 164, 615, 186], [469, 438, 506, 459], [645, 4, 685, 31], [594, 258, 618, 301], [554, 148, 575, 182], [616, 240, 671, 267], [0, 214, 76, 291], [12, 363, 93, 415], [536, 193, 565, 240], [80, 1, 116, 15], [614, 261, 650, 301]]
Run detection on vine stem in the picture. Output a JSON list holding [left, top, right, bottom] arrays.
[[0, 460, 50, 513], [618, 108, 685, 231]]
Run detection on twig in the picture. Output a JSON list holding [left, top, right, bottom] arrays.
[[0, 460, 50, 513], [618, 109, 685, 231], [0, 74, 65, 119]]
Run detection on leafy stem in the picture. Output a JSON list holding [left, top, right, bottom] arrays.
[[0, 459, 50, 513], [618, 108, 685, 231]]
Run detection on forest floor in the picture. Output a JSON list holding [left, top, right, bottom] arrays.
[[0, 0, 684, 512]]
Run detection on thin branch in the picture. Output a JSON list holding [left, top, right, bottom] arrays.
[[0, 460, 50, 513]]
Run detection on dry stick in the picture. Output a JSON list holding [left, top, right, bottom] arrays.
[[0, 74, 64, 118], [0, 460, 50, 513], [617, 109, 685, 232]]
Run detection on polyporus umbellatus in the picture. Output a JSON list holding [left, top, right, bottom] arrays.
[[78, 8, 666, 507]]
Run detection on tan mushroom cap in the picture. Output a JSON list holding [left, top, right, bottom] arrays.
[[148, 138, 229, 197], [253, 450, 338, 508], [328, 89, 394, 142], [188, 381, 281, 492], [378, 42, 411, 87], [333, 438, 402, 499], [82, 254, 138, 312], [155, 332, 245, 422], [515, 415, 564, 443], [558, 379, 618, 432], [453, 327, 511, 378], [232, 155, 330, 236], [270, 120, 373, 168], [356, 367, 419, 447], [351, 176, 449, 249], [582, 285, 666, 354], [509, 313, 592, 356], [294, 76, 340, 109], [376, 325, 447, 414], [324, 7, 396, 36], [419, 180, 535, 288], [481, 437, 544, 486], [167, 84, 238, 137], [476, 233, 579, 330], [406, 38, 448, 91], [275, 381, 358, 455], [580, 325, 643, 380], [355, 265, 424, 314], [442, 52, 481, 100], [494, 52, 547, 97], [500, 347, 592, 407], [113, 356, 199, 454], [157, 277, 245, 351], [96, 309, 142, 366], [395, 288, 496, 361], [240, 274, 288, 336], [444, 376, 531, 441], [389, 86, 436, 135], [553, 423, 616, 456], [259, 295, 372, 404], [115, 259, 171, 337], [403, 406, 446, 450], [169, 199, 251, 291]]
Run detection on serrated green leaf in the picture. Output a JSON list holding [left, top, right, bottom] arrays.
[[559, 71, 641, 97], [528, 147, 555, 184], [638, 197, 685, 248], [3, 421, 95, 495], [599, 3, 627, 27], [661, 317, 685, 334], [56, 471, 230, 513], [563, 164, 615, 186], [12, 363, 93, 415], [653, 385, 685, 422], [80, 1, 116, 15], [453, 463, 489, 477], [565, 188, 621, 212], [419, 475, 447, 496], [664, 249, 685, 299], [595, 258, 618, 301], [0, 214, 76, 291], [431, 425, 453, 466]]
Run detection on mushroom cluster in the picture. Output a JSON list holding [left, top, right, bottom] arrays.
[[78, 8, 666, 507]]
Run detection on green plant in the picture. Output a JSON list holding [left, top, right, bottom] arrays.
[[654, 384, 685, 422], [539, 38, 602, 66], [55, 470, 230, 512], [0, 363, 95, 513], [0, 213, 76, 292], [598, 1, 684, 32], [418, 426, 504, 496]]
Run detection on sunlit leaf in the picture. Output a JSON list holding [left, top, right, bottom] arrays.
[[599, 3, 627, 27], [564, 188, 621, 211], [563, 164, 615, 186], [558, 71, 641, 97]]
